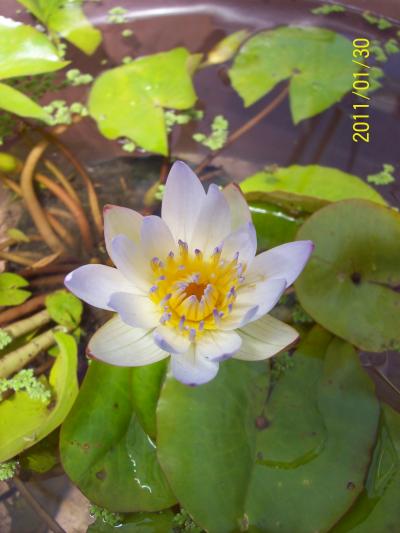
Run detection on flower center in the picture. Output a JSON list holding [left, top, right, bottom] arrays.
[[148, 240, 245, 339]]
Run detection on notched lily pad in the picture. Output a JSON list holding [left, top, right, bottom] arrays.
[[241, 165, 386, 213], [229, 26, 355, 123], [296, 199, 400, 351], [88, 48, 197, 155]]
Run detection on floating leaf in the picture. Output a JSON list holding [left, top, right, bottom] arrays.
[[0, 273, 31, 306], [249, 201, 304, 251], [333, 404, 400, 532], [241, 165, 386, 213], [60, 361, 176, 512], [88, 48, 197, 155], [229, 27, 355, 123], [0, 17, 67, 79], [296, 200, 400, 351], [157, 329, 379, 532], [17, 0, 102, 55], [0, 332, 78, 462], [45, 289, 83, 329], [0, 82, 50, 121], [88, 510, 175, 532]]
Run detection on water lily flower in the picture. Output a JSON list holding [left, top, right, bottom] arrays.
[[65, 162, 313, 385]]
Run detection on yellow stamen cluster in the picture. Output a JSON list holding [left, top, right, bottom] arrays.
[[149, 240, 245, 340]]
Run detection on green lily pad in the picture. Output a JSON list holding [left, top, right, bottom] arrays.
[[0, 82, 50, 121], [333, 403, 400, 532], [0, 273, 31, 306], [249, 201, 304, 251], [17, 0, 102, 55], [242, 165, 386, 213], [0, 18, 67, 80], [296, 199, 400, 351], [88, 48, 197, 155], [157, 328, 379, 532], [45, 289, 83, 329], [229, 26, 355, 123], [0, 332, 78, 462], [60, 361, 176, 512], [88, 510, 175, 532]]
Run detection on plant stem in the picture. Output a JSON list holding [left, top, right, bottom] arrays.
[[3, 309, 51, 340], [20, 141, 65, 253], [195, 84, 289, 175], [0, 326, 61, 379], [0, 251, 34, 267], [44, 159, 81, 204], [0, 294, 48, 326]]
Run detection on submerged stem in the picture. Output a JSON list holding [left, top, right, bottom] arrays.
[[195, 84, 289, 176], [3, 309, 51, 340]]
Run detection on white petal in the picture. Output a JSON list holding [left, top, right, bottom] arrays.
[[111, 235, 153, 292], [140, 215, 176, 259], [246, 241, 314, 287], [221, 222, 257, 266], [170, 345, 219, 386], [88, 316, 168, 366], [196, 330, 242, 362], [190, 184, 231, 255], [221, 278, 286, 329], [153, 325, 191, 354], [108, 292, 160, 329], [223, 183, 251, 231], [235, 314, 299, 361], [162, 161, 206, 243], [104, 205, 143, 259], [64, 264, 136, 311]]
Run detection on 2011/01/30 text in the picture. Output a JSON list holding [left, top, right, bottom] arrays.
[[352, 38, 371, 144]]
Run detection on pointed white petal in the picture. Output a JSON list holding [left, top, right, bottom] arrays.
[[88, 316, 168, 366], [162, 161, 206, 243], [104, 205, 143, 259], [153, 325, 191, 354], [108, 292, 160, 329], [190, 184, 231, 255], [246, 240, 314, 287], [111, 235, 153, 292], [235, 314, 299, 360], [170, 345, 219, 385], [196, 330, 242, 362], [221, 222, 257, 266], [221, 278, 286, 329], [64, 264, 136, 310], [140, 215, 176, 259], [223, 183, 251, 231]]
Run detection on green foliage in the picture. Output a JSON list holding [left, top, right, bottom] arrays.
[[0, 17, 67, 122], [121, 29, 134, 38], [165, 108, 203, 132], [384, 38, 400, 54], [17, 0, 102, 55], [19, 430, 59, 473], [0, 369, 52, 403], [89, 505, 122, 527], [296, 200, 400, 352], [88, 48, 197, 155], [45, 289, 83, 329], [193, 115, 229, 150], [0, 152, 19, 173], [7, 228, 30, 242], [88, 510, 175, 532], [172, 508, 203, 532], [292, 304, 314, 324], [0, 330, 12, 350], [270, 350, 293, 383], [311, 4, 345, 15], [202, 30, 250, 67], [107, 7, 128, 24], [367, 164, 395, 185], [370, 40, 387, 63], [249, 201, 304, 252], [241, 164, 386, 213], [229, 27, 355, 123], [43, 99, 88, 125], [362, 11, 392, 30], [156, 332, 379, 532], [0, 459, 18, 480], [0, 332, 78, 462], [66, 68, 93, 86], [0, 273, 31, 307], [60, 360, 176, 512], [368, 66, 385, 92]]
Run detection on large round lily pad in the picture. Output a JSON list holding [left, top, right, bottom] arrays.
[[296, 199, 400, 352]]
